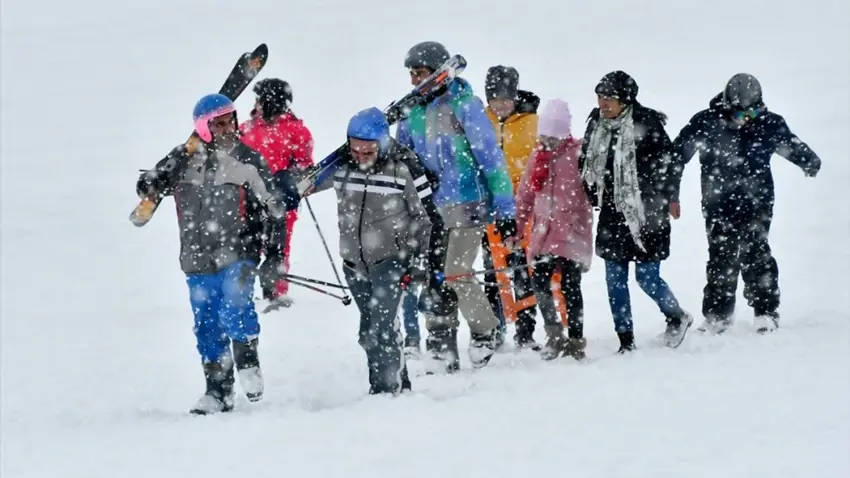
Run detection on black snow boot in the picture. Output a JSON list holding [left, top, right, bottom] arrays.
[[233, 338, 263, 402], [425, 328, 460, 374], [617, 331, 636, 354], [190, 359, 236, 415]]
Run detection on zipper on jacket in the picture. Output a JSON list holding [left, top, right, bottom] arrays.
[[357, 171, 368, 268]]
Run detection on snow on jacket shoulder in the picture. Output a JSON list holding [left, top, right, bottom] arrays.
[[396, 78, 515, 227], [309, 140, 433, 271], [240, 113, 315, 174], [515, 139, 593, 269]]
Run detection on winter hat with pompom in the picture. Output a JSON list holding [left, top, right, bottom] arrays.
[[537, 99, 573, 139]]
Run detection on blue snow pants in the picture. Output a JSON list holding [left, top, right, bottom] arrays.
[[185, 260, 260, 363], [344, 258, 406, 394], [605, 260, 683, 333]]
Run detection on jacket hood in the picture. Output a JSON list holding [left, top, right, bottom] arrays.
[[516, 90, 540, 114]]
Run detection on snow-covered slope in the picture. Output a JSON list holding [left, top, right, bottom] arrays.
[[2, 1, 849, 476]]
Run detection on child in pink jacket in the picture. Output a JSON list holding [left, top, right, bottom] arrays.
[[514, 99, 594, 360]]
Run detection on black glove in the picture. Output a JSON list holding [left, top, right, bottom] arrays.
[[495, 218, 518, 241], [804, 157, 821, 178], [273, 170, 302, 211], [136, 170, 166, 199]]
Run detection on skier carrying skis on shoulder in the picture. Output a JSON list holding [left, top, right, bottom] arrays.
[[396, 41, 517, 372], [135, 93, 294, 415], [670, 73, 821, 334], [240, 78, 314, 308], [299, 107, 436, 395]]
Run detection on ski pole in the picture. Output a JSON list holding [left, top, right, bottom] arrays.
[[443, 260, 547, 282], [286, 277, 351, 304], [303, 197, 352, 305], [281, 273, 349, 290]]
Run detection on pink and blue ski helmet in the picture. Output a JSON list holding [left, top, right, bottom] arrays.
[[193, 93, 236, 142]]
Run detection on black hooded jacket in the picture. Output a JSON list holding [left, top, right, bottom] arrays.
[[670, 93, 821, 217]]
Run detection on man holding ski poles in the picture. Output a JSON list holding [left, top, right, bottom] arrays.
[[295, 107, 438, 395], [396, 41, 517, 373]]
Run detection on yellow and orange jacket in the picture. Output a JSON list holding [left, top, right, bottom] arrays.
[[485, 90, 541, 193]]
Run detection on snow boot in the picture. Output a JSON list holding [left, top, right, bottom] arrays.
[[617, 331, 636, 354], [564, 337, 587, 361], [469, 328, 497, 368], [696, 314, 732, 335], [540, 325, 568, 361], [190, 359, 236, 415], [403, 336, 421, 360], [425, 328, 460, 374], [514, 311, 540, 351], [233, 338, 263, 402], [661, 311, 694, 349], [754, 311, 779, 334]]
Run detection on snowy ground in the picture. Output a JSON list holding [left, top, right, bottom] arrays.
[[2, 0, 849, 476]]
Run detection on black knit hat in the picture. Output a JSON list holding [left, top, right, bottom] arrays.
[[485, 65, 519, 101], [595, 70, 639, 104], [253, 78, 292, 120]]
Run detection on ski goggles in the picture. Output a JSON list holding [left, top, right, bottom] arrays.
[[731, 106, 762, 123]]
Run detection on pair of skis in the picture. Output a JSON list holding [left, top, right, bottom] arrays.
[[129, 44, 270, 227], [295, 54, 468, 196]]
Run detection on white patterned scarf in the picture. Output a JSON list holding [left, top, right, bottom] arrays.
[[581, 106, 647, 252]]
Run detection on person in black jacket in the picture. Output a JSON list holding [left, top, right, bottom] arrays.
[[670, 73, 821, 334], [136, 93, 291, 415], [579, 71, 693, 353]]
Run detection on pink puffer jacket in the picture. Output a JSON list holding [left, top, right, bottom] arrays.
[[515, 138, 594, 270]]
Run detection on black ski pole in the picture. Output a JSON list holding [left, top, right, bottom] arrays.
[[281, 273, 349, 290], [303, 197, 352, 305], [286, 277, 350, 303]]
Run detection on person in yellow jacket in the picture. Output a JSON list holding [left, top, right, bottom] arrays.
[[482, 65, 541, 350]]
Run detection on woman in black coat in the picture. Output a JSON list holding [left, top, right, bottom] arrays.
[[578, 71, 693, 353]]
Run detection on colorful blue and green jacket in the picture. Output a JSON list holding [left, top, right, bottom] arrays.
[[396, 78, 515, 227]]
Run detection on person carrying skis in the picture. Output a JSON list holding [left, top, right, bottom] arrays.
[[670, 73, 821, 334], [482, 65, 541, 350], [135, 93, 292, 414], [240, 78, 315, 307], [396, 41, 517, 373], [512, 99, 593, 360], [299, 107, 435, 395], [578, 71, 693, 353]]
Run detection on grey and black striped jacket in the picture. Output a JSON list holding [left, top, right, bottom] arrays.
[[309, 140, 436, 272]]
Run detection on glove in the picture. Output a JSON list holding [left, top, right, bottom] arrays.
[[495, 218, 518, 241], [400, 255, 429, 290], [136, 170, 165, 199], [804, 157, 821, 177]]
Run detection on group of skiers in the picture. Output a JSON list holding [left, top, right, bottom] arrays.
[[136, 40, 822, 415]]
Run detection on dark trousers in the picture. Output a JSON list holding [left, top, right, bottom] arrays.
[[531, 255, 584, 339], [703, 201, 779, 319], [343, 259, 406, 394], [481, 235, 536, 336]]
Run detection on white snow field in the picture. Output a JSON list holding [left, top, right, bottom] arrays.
[[2, 0, 849, 476]]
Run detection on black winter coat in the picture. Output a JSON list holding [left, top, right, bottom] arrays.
[[670, 93, 821, 219], [579, 104, 678, 263]]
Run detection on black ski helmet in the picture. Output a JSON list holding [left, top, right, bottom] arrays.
[[404, 41, 450, 72], [722, 73, 762, 109], [253, 78, 292, 120]]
